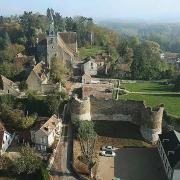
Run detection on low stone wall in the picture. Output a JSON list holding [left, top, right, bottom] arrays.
[[70, 96, 164, 143]]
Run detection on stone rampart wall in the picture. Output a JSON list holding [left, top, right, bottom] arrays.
[[70, 96, 164, 143]]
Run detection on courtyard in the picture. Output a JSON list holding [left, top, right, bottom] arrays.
[[97, 148, 167, 180]]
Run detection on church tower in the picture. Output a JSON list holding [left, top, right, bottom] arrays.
[[47, 11, 58, 68]]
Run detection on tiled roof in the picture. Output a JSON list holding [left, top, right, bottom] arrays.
[[0, 131, 5, 148], [0, 121, 6, 148], [33, 63, 47, 82], [33, 115, 61, 135], [159, 130, 180, 169], [40, 115, 60, 135]]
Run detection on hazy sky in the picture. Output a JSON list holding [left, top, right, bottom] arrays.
[[1, 0, 180, 21]]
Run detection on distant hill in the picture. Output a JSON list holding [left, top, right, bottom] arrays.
[[98, 20, 180, 53]]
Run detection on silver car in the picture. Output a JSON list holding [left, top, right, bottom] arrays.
[[100, 150, 116, 157]]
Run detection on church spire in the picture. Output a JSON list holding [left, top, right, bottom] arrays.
[[48, 10, 55, 37]]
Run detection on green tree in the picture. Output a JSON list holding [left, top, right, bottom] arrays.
[[14, 145, 42, 174], [1, 105, 36, 130], [50, 57, 69, 83], [174, 74, 180, 91], [0, 156, 12, 171], [131, 40, 162, 80], [78, 121, 96, 173]]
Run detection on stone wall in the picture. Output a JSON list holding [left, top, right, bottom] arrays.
[[70, 96, 164, 143]]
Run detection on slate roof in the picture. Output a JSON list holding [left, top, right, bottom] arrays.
[[58, 32, 77, 44], [159, 130, 180, 169]]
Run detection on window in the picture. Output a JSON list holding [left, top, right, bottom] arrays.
[[91, 62, 93, 69], [41, 145, 46, 151], [40, 137, 46, 144]]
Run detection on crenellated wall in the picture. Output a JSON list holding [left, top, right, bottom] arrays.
[[70, 95, 164, 143]]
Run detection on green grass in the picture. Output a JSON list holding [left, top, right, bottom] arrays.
[[119, 94, 180, 117], [121, 82, 174, 93], [94, 121, 151, 148], [79, 46, 105, 58]]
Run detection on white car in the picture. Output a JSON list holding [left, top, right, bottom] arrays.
[[101, 145, 116, 151], [100, 150, 116, 157]]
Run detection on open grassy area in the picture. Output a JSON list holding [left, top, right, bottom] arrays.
[[121, 81, 174, 93], [119, 94, 180, 117], [94, 121, 151, 148], [79, 46, 105, 58]]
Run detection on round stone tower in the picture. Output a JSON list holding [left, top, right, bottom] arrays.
[[70, 95, 91, 122], [140, 106, 164, 143]]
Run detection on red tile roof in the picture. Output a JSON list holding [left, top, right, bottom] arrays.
[[0, 121, 6, 148]]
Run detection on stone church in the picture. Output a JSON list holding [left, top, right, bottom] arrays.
[[37, 12, 78, 68]]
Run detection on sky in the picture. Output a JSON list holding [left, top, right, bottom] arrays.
[[1, 0, 180, 22]]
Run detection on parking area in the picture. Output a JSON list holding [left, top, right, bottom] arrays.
[[96, 148, 167, 180]]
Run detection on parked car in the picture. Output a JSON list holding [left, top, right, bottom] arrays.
[[100, 150, 116, 157], [101, 145, 116, 151]]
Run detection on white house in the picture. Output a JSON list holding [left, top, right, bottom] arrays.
[[157, 130, 180, 180], [30, 115, 62, 151], [81, 57, 97, 76], [0, 121, 15, 155]]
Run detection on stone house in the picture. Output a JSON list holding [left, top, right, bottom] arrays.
[[112, 57, 131, 78], [15, 53, 36, 68], [82, 74, 92, 84], [0, 75, 20, 96], [0, 121, 15, 155], [26, 62, 48, 92], [81, 57, 97, 76], [30, 115, 62, 151], [26, 62, 61, 93], [157, 130, 180, 180], [94, 53, 112, 75]]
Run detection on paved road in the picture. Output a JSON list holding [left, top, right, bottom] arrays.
[[50, 123, 78, 180]]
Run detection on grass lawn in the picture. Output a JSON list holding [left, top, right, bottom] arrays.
[[94, 121, 151, 148], [79, 46, 105, 58], [119, 94, 180, 117], [121, 81, 174, 93]]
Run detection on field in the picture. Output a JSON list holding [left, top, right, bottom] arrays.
[[121, 81, 174, 93], [79, 46, 105, 58], [120, 82, 180, 117]]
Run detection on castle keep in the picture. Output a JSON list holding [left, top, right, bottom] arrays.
[[70, 96, 164, 143]]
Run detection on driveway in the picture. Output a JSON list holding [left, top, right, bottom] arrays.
[[50, 123, 78, 180], [97, 148, 167, 180]]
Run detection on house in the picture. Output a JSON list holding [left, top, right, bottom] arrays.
[[0, 75, 20, 96], [81, 57, 97, 76], [112, 57, 131, 78], [15, 53, 36, 68], [82, 74, 91, 84], [26, 62, 48, 92], [26, 62, 61, 93], [157, 130, 180, 180], [30, 115, 62, 151], [94, 53, 112, 75], [0, 121, 15, 155]]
